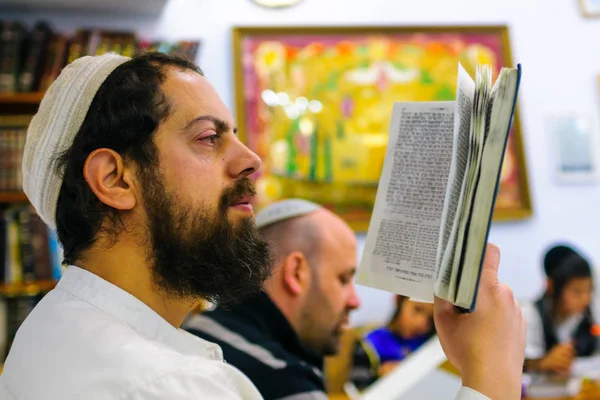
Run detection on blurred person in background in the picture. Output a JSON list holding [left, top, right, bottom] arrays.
[[523, 245, 600, 376], [349, 295, 435, 390]]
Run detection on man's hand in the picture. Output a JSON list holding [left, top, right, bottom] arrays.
[[434, 244, 526, 400], [539, 343, 574, 376]]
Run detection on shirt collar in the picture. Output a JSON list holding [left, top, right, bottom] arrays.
[[57, 265, 223, 361]]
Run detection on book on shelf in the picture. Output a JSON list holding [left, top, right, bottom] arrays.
[[1, 204, 63, 286], [0, 19, 202, 95], [0, 203, 63, 360], [0, 115, 30, 193], [356, 62, 522, 312]]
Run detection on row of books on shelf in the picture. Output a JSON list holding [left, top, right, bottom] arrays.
[[1, 19, 201, 94], [0, 205, 63, 361], [0, 115, 27, 193], [1, 204, 64, 288]]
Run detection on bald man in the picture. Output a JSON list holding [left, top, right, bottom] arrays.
[[184, 199, 361, 400]]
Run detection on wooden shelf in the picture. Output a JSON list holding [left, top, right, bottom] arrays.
[[0, 280, 57, 297], [0, 192, 28, 203], [0, 0, 168, 16], [0, 92, 44, 105]]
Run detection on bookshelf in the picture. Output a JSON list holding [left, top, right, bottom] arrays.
[[0, 280, 56, 297], [0, 92, 45, 105], [0, 192, 28, 204], [0, 94, 41, 116], [1, 86, 54, 363]]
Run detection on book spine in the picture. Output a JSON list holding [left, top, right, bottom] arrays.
[[9, 128, 16, 191], [30, 209, 52, 281], [0, 128, 6, 191], [0, 22, 26, 93], [18, 23, 52, 92], [47, 228, 63, 280], [0, 213, 6, 285], [6, 210, 22, 284], [17, 208, 35, 283]]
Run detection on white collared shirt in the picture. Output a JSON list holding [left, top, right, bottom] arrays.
[[0, 265, 489, 400], [0, 266, 262, 400]]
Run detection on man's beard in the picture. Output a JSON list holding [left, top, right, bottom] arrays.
[[140, 168, 273, 306], [299, 285, 348, 356]]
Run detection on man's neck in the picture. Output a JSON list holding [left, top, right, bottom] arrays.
[[77, 239, 194, 327]]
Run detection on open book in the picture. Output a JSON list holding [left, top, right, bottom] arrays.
[[356, 62, 522, 312]]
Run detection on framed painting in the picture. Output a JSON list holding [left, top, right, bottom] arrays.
[[233, 25, 532, 231]]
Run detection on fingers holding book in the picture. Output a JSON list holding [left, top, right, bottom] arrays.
[[434, 242, 526, 400]]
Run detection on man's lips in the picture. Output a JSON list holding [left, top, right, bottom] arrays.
[[230, 194, 252, 206], [229, 195, 254, 212]]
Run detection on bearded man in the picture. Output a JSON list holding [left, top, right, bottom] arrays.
[[0, 52, 526, 400]]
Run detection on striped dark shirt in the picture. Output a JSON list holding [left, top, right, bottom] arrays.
[[184, 292, 326, 400]]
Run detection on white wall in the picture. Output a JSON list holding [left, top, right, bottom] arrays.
[[4, 0, 600, 326]]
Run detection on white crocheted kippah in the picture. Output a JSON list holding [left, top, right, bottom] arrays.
[[255, 198, 322, 229], [22, 53, 130, 230]]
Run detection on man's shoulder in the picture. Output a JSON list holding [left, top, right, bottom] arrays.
[[3, 292, 257, 399], [184, 311, 292, 368], [1, 358, 261, 400], [120, 358, 262, 400], [4, 319, 259, 399], [185, 312, 325, 399]]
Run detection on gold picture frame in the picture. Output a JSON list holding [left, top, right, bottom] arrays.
[[233, 25, 533, 231]]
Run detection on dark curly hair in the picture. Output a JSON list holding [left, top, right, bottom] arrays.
[[54, 52, 202, 265]]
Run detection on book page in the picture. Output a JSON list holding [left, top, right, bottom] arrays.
[[356, 102, 455, 302], [434, 64, 475, 301], [456, 66, 520, 309], [446, 65, 492, 302]]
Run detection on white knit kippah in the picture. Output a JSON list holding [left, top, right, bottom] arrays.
[[22, 53, 130, 231], [255, 198, 322, 229]]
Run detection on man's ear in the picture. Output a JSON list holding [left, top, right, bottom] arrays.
[[83, 148, 137, 211], [281, 251, 312, 296]]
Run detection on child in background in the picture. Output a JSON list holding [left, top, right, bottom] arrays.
[[349, 296, 435, 390], [523, 245, 600, 376]]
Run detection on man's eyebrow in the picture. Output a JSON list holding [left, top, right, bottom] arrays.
[[183, 115, 238, 135]]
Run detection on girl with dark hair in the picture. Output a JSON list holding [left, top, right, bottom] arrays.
[[523, 252, 600, 375], [348, 296, 435, 390]]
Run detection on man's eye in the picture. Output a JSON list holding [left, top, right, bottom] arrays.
[[198, 130, 220, 144]]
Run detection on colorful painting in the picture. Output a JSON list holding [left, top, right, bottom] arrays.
[[233, 26, 532, 231]]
